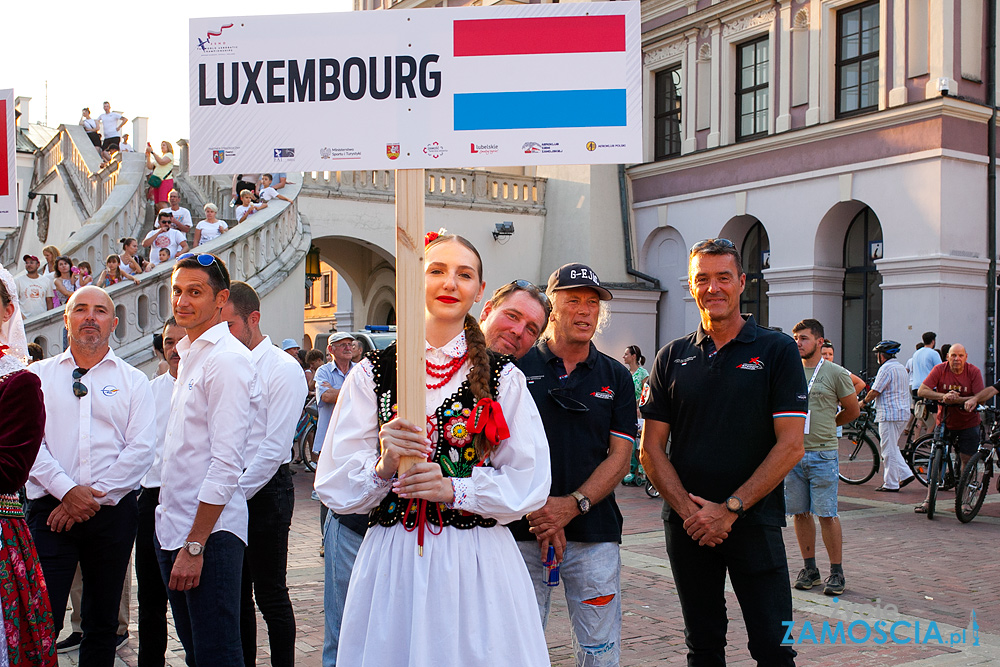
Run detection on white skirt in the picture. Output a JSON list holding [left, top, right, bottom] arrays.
[[338, 522, 551, 667]]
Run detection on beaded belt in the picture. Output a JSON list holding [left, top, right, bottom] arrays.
[[0, 493, 25, 518]]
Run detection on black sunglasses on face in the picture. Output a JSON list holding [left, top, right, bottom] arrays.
[[73, 367, 89, 398]]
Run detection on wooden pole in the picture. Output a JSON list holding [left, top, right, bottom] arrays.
[[395, 168, 426, 475]]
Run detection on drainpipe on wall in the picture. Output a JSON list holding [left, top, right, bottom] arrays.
[[618, 164, 660, 287], [987, 0, 997, 386]]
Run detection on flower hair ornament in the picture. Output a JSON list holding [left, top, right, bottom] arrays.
[[424, 228, 448, 246], [0, 262, 29, 364]]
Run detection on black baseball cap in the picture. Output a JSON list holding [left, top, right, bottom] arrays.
[[546, 263, 613, 301]]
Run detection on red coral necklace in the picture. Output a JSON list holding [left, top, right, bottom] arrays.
[[426, 353, 467, 390]]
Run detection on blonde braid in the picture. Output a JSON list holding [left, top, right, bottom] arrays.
[[464, 314, 494, 460]]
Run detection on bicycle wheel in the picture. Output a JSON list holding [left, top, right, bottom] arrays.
[[300, 422, 318, 472], [645, 480, 660, 498], [838, 433, 879, 485], [927, 446, 943, 520], [955, 452, 991, 523], [908, 435, 934, 487]]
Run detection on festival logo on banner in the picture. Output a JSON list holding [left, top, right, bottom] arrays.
[[423, 142, 447, 158], [386, 144, 401, 160]]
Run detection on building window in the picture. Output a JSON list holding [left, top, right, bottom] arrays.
[[654, 65, 683, 159], [321, 273, 333, 306], [740, 221, 770, 325], [736, 36, 769, 141], [305, 282, 314, 308], [836, 0, 880, 117], [842, 206, 883, 374]]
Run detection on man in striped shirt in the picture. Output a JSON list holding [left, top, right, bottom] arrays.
[[861, 340, 915, 491]]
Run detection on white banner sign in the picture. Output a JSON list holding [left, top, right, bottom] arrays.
[[0, 89, 15, 230], [189, 2, 641, 174]]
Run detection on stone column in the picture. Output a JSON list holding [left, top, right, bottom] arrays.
[[131, 117, 149, 157], [888, 0, 908, 106], [777, 0, 794, 132], [762, 266, 846, 336]]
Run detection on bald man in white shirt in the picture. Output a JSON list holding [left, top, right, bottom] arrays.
[[27, 286, 156, 666], [155, 254, 259, 667], [222, 281, 306, 667]]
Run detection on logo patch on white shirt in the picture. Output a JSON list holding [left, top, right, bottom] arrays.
[[101, 385, 119, 396]]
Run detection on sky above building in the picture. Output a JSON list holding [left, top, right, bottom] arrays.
[[7, 0, 353, 147]]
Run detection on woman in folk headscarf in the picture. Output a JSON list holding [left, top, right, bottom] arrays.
[[0, 264, 57, 667]]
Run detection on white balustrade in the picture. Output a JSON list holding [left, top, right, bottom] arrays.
[[300, 168, 546, 213]]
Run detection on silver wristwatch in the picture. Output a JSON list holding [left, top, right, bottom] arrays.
[[184, 540, 205, 556]]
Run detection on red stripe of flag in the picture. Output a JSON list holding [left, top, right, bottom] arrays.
[[454, 15, 625, 57]]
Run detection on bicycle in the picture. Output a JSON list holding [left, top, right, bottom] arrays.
[[838, 404, 880, 485], [955, 407, 1000, 523], [916, 404, 963, 520], [293, 396, 319, 472]]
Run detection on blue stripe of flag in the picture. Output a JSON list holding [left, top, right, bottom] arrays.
[[454, 89, 627, 131]]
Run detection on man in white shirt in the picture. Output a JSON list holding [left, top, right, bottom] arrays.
[[158, 190, 193, 233], [143, 213, 190, 266], [97, 101, 127, 153], [26, 286, 156, 664], [120, 134, 134, 153], [136, 318, 184, 666], [16, 254, 53, 317], [155, 253, 258, 667], [222, 282, 307, 667]]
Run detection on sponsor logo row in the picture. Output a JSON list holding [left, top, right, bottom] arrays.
[[209, 140, 627, 164]]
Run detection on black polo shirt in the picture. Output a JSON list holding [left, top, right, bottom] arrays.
[[640, 315, 807, 527], [509, 340, 637, 543]]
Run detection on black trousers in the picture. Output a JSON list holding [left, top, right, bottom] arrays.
[[28, 491, 138, 667], [240, 464, 295, 667], [664, 521, 797, 667], [136, 486, 168, 667]]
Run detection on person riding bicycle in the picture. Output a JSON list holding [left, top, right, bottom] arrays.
[[915, 343, 984, 513], [861, 340, 916, 491]]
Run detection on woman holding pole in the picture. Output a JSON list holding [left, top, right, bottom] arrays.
[[314, 232, 551, 667]]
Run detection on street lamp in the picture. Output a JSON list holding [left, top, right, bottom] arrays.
[[305, 245, 322, 288]]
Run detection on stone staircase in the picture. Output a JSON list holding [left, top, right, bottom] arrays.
[[23, 143, 310, 370]]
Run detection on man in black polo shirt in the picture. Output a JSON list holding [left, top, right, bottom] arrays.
[[639, 239, 806, 666], [512, 263, 636, 667]]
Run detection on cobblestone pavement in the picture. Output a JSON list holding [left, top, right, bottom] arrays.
[[58, 462, 1000, 666]]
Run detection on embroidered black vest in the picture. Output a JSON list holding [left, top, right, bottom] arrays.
[[367, 343, 512, 530]]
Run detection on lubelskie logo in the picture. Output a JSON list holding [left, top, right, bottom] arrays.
[[591, 386, 614, 400], [737, 356, 764, 370], [386, 144, 400, 160], [470, 143, 499, 155]]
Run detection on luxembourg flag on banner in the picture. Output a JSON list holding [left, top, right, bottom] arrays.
[[451, 14, 630, 132]]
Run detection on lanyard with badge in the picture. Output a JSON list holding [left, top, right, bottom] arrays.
[[803, 359, 824, 435]]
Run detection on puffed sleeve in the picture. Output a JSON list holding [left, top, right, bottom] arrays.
[[313, 359, 392, 513], [448, 363, 551, 524], [0, 372, 46, 494]]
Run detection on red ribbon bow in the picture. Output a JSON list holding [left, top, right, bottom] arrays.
[[466, 398, 510, 448]]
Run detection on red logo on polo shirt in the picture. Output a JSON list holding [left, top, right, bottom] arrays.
[[591, 386, 614, 400], [737, 356, 765, 370], [639, 383, 651, 406]]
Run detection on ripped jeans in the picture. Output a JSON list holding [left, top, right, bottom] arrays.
[[517, 540, 621, 667]]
